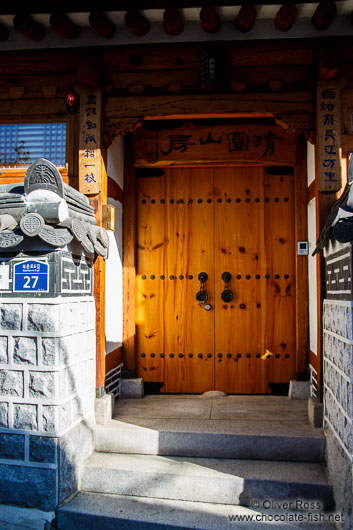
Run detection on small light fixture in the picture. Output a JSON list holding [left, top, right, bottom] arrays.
[[66, 91, 79, 114]]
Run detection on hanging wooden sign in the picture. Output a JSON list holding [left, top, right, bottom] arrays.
[[317, 80, 342, 192], [79, 87, 102, 195], [133, 124, 297, 167]]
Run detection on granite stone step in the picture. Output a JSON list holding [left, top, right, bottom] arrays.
[[57, 492, 336, 530], [95, 419, 326, 462], [81, 452, 334, 509]]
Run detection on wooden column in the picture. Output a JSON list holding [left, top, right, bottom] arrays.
[[295, 135, 309, 376], [78, 86, 107, 396], [123, 135, 137, 373]]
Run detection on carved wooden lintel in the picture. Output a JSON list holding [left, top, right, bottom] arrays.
[[275, 113, 315, 139], [104, 118, 143, 148]]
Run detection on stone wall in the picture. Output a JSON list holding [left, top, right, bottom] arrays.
[[323, 241, 353, 529], [0, 296, 96, 510]]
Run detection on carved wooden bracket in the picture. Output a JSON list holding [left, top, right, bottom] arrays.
[[103, 118, 143, 148], [275, 113, 315, 141]]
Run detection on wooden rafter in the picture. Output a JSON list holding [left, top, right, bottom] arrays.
[[163, 8, 183, 36], [49, 13, 81, 39], [200, 7, 220, 34], [274, 3, 297, 32], [13, 14, 46, 41], [89, 11, 116, 38], [125, 10, 150, 37]]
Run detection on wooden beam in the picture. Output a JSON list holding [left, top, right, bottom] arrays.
[[235, 5, 257, 33], [312, 0, 336, 31], [124, 10, 150, 37], [89, 11, 115, 38], [123, 135, 137, 372], [0, 98, 67, 120], [199, 7, 220, 34], [294, 135, 309, 376], [49, 13, 81, 39], [77, 52, 101, 87], [319, 45, 339, 80], [163, 8, 183, 36], [274, 3, 297, 32], [13, 14, 46, 41], [84, 89, 107, 394], [108, 175, 123, 203], [106, 346, 123, 374], [105, 92, 314, 121]]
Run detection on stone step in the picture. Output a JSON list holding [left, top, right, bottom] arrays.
[[95, 420, 325, 462], [57, 492, 336, 530], [81, 452, 333, 509]]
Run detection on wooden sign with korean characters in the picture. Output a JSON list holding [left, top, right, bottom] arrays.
[[133, 124, 297, 167], [79, 87, 102, 195], [317, 80, 342, 192]]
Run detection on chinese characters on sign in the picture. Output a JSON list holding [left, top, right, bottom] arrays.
[[134, 125, 296, 167], [79, 88, 102, 195], [317, 81, 341, 192]]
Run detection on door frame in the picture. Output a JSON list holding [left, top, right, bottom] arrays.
[[123, 120, 309, 382]]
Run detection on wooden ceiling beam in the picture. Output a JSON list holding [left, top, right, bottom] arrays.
[[163, 8, 183, 36], [106, 91, 313, 121], [89, 11, 116, 38], [13, 14, 46, 41], [274, 3, 297, 32], [199, 7, 220, 34], [312, 0, 336, 31], [235, 5, 257, 33], [49, 13, 81, 39], [124, 10, 150, 37]]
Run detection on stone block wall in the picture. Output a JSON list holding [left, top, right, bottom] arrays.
[[0, 296, 95, 510], [323, 242, 353, 529]]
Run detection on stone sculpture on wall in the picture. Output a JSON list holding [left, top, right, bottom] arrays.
[[0, 158, 109, 260]]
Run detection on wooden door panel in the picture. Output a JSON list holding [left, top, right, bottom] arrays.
[[164, 168, 214, 392], [214, 166, 267, 393], [214, 167, 296, 393], [136, 168, 214, 393], [136, 174, 167, 384], [263, 171, 296, 384]]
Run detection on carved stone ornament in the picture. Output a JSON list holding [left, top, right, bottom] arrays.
[[97, 226, 109, 248], [24, 158, 64, 197], [94, 240, 108, 258], [0, 158, 110, 261], [38, 226, 74, 247], [81, 236, 95, 255], [70, 218, 87, 242], [0, 230, 24, 248], [103, 118, 143, 148], [20, 213, 44, 237]]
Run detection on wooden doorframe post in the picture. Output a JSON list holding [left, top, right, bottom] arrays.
[[294, 134, 309, 377], [78, 86, 107, 397], [123, 135, 137, 373]]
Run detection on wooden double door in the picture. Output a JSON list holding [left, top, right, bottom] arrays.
[[136, 166, 296, 393]]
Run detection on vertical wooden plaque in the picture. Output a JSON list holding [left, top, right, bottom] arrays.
[[317, 80, 342, 192], [79, 87, 102, 195]]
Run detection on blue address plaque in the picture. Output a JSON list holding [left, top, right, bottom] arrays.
[[13, 260, 49, 293]]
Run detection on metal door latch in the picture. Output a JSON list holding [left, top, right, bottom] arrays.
[[196, 272, 208, 304], [221, 271, 233, 302]]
